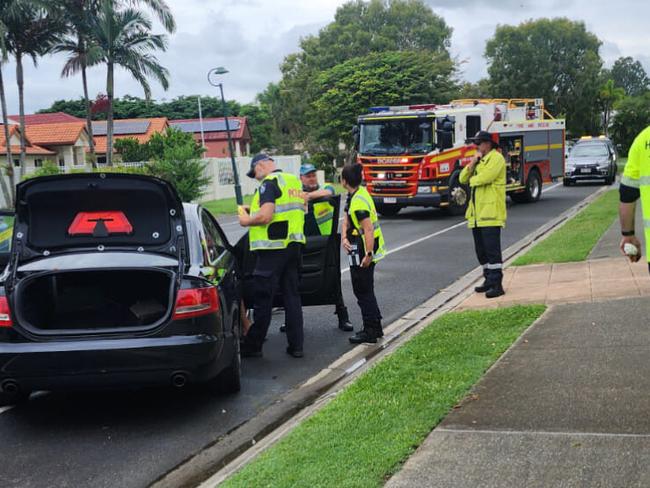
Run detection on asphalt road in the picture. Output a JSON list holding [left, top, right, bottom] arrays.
[[0, 182, 601, 488]]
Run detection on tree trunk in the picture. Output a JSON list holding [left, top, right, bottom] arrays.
[[16, 52, 27, 179], [106, 61, 114, 167], [82, 62, 97, 169], [0, 64, 15, 207]]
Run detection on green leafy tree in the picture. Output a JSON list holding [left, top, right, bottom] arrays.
[[146, 127, 204, 159], [145, 144, 211, 202], [599, 79, 625, 136], [610, 93, 650, 154], [485, 18, 603, 136], [310, 50, 457, 157], [455, 79, 493, 100], [90, 0, 170, 165], [114, 137, 150, 162], [276, 0, 453, 154], [610, 56, 650, 97]]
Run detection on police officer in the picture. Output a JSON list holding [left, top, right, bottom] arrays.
[[619, 125, 650, 265], [300, 163, 353, 332], [460, 130, 507, 298], [341, 163, 386, 344], [238, 154, 306, 358]]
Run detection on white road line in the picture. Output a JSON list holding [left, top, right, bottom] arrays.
[[341, 220, 467, 274]]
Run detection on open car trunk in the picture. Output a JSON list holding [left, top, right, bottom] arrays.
[[15, 269, 174, 332]]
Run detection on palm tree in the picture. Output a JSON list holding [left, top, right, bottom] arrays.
[[0, 17, 15, 206], [600, 79, 625, 137], [4, 1, 64, 178], [53, 0, 175, 168], [91, 0, 170, 166], [52, 0, 102, 167]]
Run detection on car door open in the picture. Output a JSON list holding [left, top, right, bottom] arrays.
[[236, 194, 343, 307]]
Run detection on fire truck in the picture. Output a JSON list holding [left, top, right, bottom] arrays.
[[354, 99, 566, 216]]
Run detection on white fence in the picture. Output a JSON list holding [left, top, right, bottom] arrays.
[[200, 155, 302, 202]]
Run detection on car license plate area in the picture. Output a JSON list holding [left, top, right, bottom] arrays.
[[383, 198, 397, 204], [580, 168, 592, 174]]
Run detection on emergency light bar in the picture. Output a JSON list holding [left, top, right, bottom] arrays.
[[68, 211, 133, 237], [369, 104, 438, 113]]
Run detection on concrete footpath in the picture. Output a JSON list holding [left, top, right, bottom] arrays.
[[387, 220, 650, 487]]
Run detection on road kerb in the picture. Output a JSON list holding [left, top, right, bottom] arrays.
[[151, 184, 611, 488]]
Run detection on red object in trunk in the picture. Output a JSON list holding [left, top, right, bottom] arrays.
[[173, 287, 220, 320], [68, 211, 133, 236], [0, 296, 13, 328]]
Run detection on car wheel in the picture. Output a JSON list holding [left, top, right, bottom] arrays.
[[512, 169, 542, 203], [563, 178, 571, 187], [208, 317, 242, 394], [376, 204, 401, 217]]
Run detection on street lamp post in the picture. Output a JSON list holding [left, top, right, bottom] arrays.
[[208, 67, 243, 205]]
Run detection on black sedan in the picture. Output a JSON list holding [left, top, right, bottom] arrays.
[[0, 174, 242, 406]]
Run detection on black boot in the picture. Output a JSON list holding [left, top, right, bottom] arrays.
[[349, 330, 378, 344], [240, 341, 263, 358], [486, 284, 505, 299], [475, 280, 490, 293], [336, 306, 353, 332]]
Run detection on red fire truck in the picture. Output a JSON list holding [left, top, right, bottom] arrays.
[[354, 99, 566, 216]]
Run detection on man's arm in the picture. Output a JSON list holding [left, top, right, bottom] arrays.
[[306, 189, 334, 201], [245, 202, 275, 226], [619, 138, 643, 260]]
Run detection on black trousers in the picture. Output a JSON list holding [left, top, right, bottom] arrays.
[[472, 226, 503, 287], [246, 243, 304, 350], [350, 263, 382, 327]]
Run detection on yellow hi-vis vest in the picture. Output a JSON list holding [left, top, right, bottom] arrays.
[[249, 172, 306, 251], [622, 125, 650, 261], [313, 199, 335, 235], [348, 186, 385, 263]]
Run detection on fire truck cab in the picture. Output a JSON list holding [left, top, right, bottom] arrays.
[[355, 99, 566, 216]]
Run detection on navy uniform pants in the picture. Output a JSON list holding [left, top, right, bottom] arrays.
[[472, 227, 503, 287], [245, 243, 304, 351]]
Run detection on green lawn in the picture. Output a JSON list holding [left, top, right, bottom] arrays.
[[618, 156, 628, 174], [513, 189, 619, 266], [223, 305, 546, 488], [202, 183, 344, 216]]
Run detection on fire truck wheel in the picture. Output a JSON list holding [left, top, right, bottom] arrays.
[[443, 173, 469, 216], [512, 169, 542, 203], [376, 204, 402, 217]]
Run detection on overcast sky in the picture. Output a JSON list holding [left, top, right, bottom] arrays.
[[2, 0, 648, 114]]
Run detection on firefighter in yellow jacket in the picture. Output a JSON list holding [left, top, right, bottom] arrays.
[[619, 125, 650, 265], [460, 131, 507, 298]]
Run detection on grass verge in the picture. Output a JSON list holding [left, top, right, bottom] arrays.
[[513, 189, 618, 266], [202, 183, 344, 216], [223, 305, 546, 488]]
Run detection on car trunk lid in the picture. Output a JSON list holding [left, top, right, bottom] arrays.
[[11, 173, 188, 265]]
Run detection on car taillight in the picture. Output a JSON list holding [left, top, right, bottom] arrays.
[[0, 296, 12, 328], [173, 287, 219, 320]]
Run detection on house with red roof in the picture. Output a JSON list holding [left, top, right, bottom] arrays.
[[24, 121, 91, 169], [0, 125, 57, 169], [169, 117, 251, 158], [8, 112, 84, 125], [92, 117, 169, 163]]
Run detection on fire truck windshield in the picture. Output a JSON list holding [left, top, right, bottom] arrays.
[[359, 119, 433, 156]]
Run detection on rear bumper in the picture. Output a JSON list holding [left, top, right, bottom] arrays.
[[371, 193, 442, 208], [0, 334, 225, 391]]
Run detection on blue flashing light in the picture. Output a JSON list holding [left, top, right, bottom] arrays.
[[369, 106, 390, 113]]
